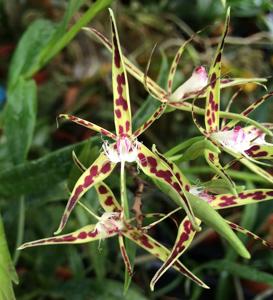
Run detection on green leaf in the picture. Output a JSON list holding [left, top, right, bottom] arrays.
[[0, 137, 100, 198], [0, 214, 18, 300], [200, 260, 273, 287], [179, 139, 220, 162], [29, 0, 113, 78], [4, 78, 37, 164], [7, 20, 56, 89], [186, 192, 250, 259]]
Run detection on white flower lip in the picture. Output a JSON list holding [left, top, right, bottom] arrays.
[[95, 212, 124, 236], [103, 136, 139, 163]]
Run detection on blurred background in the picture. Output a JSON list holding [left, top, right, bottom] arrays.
[[0, 0, 273, 299]]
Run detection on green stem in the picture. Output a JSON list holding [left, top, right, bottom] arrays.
[[120, 162, 129, 219], [13, 196, 25, 264]]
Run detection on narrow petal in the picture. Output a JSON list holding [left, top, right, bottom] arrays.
[[55, 153, 116, 234], [132, 104, 166, 138], [95, 182, 121, 212], [86, 27, 266, 104], [223, 91, 273, 130], [205, 8, 230, 132], [167, 38, 193, 95], [245, 144, 273, 160], [137, 143, 199, 231], [109, 9, 132, 136], [118, 235, 133, 276], [204, 149, 237, 194], [58, 114, 116, 140], [86, 27, 166, 102], [150, 217, 201, 290], [226, 220, 273, 249], [123, 228, 209, 289], [210, 189, 273, 209], [18, 224, 117, 249]]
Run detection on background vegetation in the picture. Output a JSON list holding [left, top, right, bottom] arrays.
[[0, 0, 273, 299]]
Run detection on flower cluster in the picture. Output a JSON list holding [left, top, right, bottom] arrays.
[[19, 8, 273, 291]]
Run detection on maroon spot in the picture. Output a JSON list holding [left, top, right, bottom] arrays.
[[209, 91, 213, 103], [105, 196, 114, 206], [98, 185, 107, 194], [90, 165, 99, 177], [118, 125, 124, 135], [173, 182, 182, 192], [84, 176, 93, 187], [115, 109, 122, 118], [78, 231, 87, 239], [101, 162, 111, 174], [125, 121, 130, 132], [138, 153, 147, 166], [185, 184, 190, 192], [61, 235, 77, 242], [206, 109, 210, 117], [117, 73, 125, 85], [88, 229, 98, 238], [208, 118, 212, 125], [147, 156, 158, 168], [243, 108, 253, 116], [139, 235, 154, 249], [215, 52, 222, 64], [210, 73, 217, 88], [208, 153, 214, 161], [267, 191, 273, 196]]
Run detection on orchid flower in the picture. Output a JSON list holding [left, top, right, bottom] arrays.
[[148, 151, 273, 290], [86, 9, 267, 118], [18, 181, 209, 290], [55, 9, 200, 235], [190, 8, 273, 185]]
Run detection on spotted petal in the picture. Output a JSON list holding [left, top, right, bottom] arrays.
[[132, 103, 166, 138], [205, 8, 230, 132], [87, 26, 266, 104], [95, 182, 121, 212], [18, 224, 117, 250], [136, 143, 199, 230], [167, 38, 193, 96], [55, 153, 116, 234], [150, 217, 201, 290], [223, 91, 273, 131], [227, 221, 273, 249], [246, 144, 273, 160], [209, 189, 273, 209], [109, 9, 132, 137], [58, 114, 117, 140], [123, 227, 208, 289]]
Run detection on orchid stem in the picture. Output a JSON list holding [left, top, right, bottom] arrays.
[[13, 196, 25, 264], [120, 162, 129, 219]]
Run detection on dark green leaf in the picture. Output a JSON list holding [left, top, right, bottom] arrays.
[[0, 137, 100, 198], [4, 78, 37, 164], [0, 213, 18, 300]]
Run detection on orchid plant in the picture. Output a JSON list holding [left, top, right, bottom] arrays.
[[18, 6, 273, 294], [52, 9, 200, 236]]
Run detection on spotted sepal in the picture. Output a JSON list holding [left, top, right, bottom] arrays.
[[204, 149, 237, 195], [109, 9, 132, 137], [58, 114, 117, 140], [223, 91, 273, 130], [18, 224, 118, 250], [167, 39, 193, 95], [137, 143, 199, 230], [95, 182, 121, 213], [209, 189, 273, 209], [118, 234, 133, 276], [132, 103, 166, 138], [205, 8, 230, 132], [123, 227, 209, 289], [55, 153, 116, 234], [245, 144, 273, 160], [86, 27, 167, 102], [152, 145, 191, 187], [150, 217, 201, 290], [226, 220, 273, 250]]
